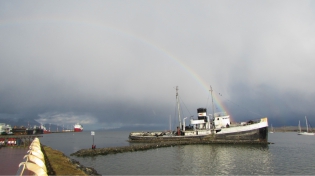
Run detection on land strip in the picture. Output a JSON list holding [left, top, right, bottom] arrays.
[[41, 145, 99, 175], [71, 140, 269, 157]]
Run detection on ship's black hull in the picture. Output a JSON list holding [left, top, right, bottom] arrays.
[[129, 126, 269, 144], [214, 126, 268, 142], [12, 128, 27, 135], [26, 129, 43, 135]]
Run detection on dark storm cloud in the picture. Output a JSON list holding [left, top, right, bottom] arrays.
[[1, 0, 315, 130]]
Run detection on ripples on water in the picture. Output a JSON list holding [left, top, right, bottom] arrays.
[[40, 131, 315, 175], [74, 144, 271, 175]]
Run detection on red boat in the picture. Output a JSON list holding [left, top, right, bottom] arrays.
[[74, 123, 83, 132], [40, 124, 50, 134]]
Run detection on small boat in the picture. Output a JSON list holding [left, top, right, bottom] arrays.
[[129, 86, 269, 143], [74, 123, 83, 132], [270, 124, 274, 133], [298, 116, 314, 135]]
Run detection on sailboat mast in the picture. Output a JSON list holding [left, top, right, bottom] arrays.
[[305, 116, 308, 132], [210, 86, 215, 126], [169, 115, 171, 131], [176, 86, 182, 129]]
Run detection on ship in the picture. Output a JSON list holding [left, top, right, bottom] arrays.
[[12, 126, 27, 135], [129, 86, 269, 143], [26, 125, 44, 135], [0, 123, 13, 135], [40, 124, 50, 134], [74, 123, 83, 132]]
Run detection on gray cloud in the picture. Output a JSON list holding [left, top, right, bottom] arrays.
[[1, 0, 315, 130]]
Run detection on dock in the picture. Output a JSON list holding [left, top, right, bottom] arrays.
[[0, 135, 43, 147]]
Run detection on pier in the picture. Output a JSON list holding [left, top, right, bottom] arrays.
[[16, 137, 47, 175], [0, 136, 99, 175], [0, 136, 43, 175]]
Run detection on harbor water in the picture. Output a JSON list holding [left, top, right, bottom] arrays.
[[39, 131, 315, 175]]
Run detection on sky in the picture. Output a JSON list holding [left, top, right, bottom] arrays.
[[1, 0, 315, 130]]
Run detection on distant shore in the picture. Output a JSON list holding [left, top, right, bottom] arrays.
[[270, 126, 314, 132]]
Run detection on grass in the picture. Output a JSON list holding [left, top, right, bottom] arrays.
[[42, 145, 87, 175]]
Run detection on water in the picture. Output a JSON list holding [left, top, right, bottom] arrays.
[[40, 131, 315, 175]]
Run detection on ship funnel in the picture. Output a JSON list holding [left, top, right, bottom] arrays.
[[197, 108, 207, 122]]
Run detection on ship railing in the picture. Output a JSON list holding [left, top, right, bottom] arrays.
[[16, 137, 47, 176], [213, 112, 228, 117], [238, 118, 264, 126]]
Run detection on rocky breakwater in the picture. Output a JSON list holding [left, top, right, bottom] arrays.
[[71, 140, 269, 157], [41, 145, 100, 175], [70, 159, 100, 175]]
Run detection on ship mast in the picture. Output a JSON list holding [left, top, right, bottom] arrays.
[[210, 86, 215, 129], [176, 86, 182, 130], [305, 116, 308, 132]]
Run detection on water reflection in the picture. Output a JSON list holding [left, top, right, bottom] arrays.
[[179, 144, 272, 175], [40, 131, 315, 175]]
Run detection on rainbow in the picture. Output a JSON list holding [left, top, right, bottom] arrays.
[[0, 17, 229, 115]]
